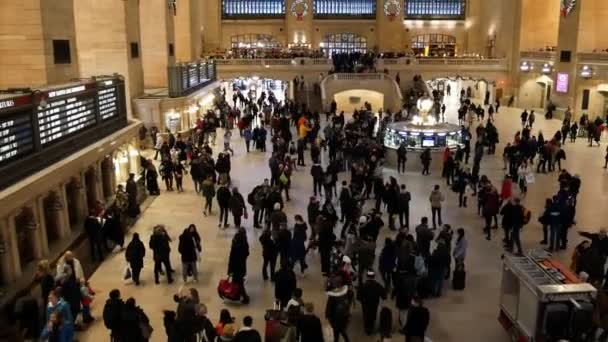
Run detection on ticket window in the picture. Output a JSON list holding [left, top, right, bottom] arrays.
[[85, 168, 98, 210], [66, 179, 81, 228], [101, 157, 115, 199]]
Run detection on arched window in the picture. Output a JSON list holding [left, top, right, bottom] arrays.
[[222, 0, 285, 18], [314, 0, 376, 18], [230, 34, 281, 49], [321, 33, 368, 56], [405, 0, 466, 20], [411, 34, 456, 57]]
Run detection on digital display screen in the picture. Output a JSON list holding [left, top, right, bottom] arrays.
[[97, 81, 119, 120], [422, 137, 435, 147], [37, 86, 97, 146], [556, 73, 569, 93], [0, 111, 34, 165]]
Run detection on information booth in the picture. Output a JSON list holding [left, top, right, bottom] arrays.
[[499, 250, 597, 342]]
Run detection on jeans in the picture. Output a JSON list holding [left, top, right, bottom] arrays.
[[204, 196, 212, 213], [154, 257, 173, 283], [182, 262, 198, 282], [233, 213, 242, 228], [131, 266, 142, 285], [397, 156, 406, 173], [219, 205, 229, 226], [399, 209, 410, 228], [431, 207, 442, 228], [330, 323, 350, 342], [511, 227, 523, 254]]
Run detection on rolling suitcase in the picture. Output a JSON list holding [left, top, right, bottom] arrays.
[[452, 263, 466, 290]]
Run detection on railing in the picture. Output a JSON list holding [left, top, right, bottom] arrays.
[[376, 57, 508, 67], [167, 61, 217, 98], [578, 52, 608, 63], [213, 58, 332, 66], [520, 51, 557, 61]]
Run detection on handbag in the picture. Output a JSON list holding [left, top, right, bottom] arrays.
[[123, 264, 132, 281], [279, 173, 289, 185]]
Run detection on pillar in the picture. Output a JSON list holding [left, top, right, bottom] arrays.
[[6, 214, 22, 279], [175, 0, 202, 61], [140, 0, 176, 88], [94, 162, 105, 204], [0, 218, 18, 283], [375, 0, 404, 52], [79, 171, 89, 218], [73, 0, 144, 117], [34, 198, 50, 257], [286, 0, 314, 81], [55, 187, 71, 238]]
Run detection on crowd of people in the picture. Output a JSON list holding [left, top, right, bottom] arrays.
[[15, 70, 608, 342]]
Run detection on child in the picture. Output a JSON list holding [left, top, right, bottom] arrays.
[[80, 279, 95, 324]]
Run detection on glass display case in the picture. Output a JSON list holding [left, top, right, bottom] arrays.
[[384, 121, 462, 151]]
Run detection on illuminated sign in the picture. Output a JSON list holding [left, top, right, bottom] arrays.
[[0, 114, 34, 164], [0, 100, 15, 109], [556, 73, 569, 93]]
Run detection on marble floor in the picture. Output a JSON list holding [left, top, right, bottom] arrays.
[[79, 99, 608, 342]]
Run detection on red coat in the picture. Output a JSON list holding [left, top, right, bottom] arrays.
[[500, 179, 513, 200]]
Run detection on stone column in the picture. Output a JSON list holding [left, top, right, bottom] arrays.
[[55, 186, 71, 238], [0, 218, 17, 283], [79, 170, 90, 218], [94, 162, 105, 204], [140, 0, 176, 88], [201, 0, 222, 52], [34, 198, 50, 257], [286, 0, 314, 82]]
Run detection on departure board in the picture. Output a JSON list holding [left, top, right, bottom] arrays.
[[97, 80, 119, 120], [37, 86, 97, 146], [0, 101, 34, 165]]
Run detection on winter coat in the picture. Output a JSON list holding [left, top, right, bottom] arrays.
[[270, 210, 288, 232], [274, 268, 297, 302], [121, 304, 149, 342], [217, 186, 232, 207], [358, 280, 387, 310], [392, 271, 417, 309], [325, 286, 351, 328], [126, 238, 146, 269], [229, 193, 246, 216], [404, 306, 430, 338], [429, 190, 444, 208], [296, 314, 324, 342], [228, 235, 249, 279], [453, 237, 468, 262], [259, 230, 278, 258], [103, 298, 124, 332], [178, 230, 201, 263], [149, 233, 171, 260], [201, 179, 215, 198], [291, 223, 308, 260], [233, 327, 262, 342]]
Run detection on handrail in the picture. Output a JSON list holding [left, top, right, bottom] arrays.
[[577, 52, 608, 63], [520, 51, 557, 60], [213, 58, 332, 66]]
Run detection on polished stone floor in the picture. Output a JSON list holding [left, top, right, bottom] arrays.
[[79, 99, 608, 342]]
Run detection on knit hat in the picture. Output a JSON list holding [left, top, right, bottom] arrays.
[[274, 202, 281, 210]]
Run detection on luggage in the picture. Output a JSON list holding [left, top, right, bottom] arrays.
[[452, 263, 466, 290], [217, 278, 241, 301], [264, 305, 287, 341]]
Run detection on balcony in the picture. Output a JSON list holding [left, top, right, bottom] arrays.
[[376, 57, 509, 71], [520, 50, 557, 62], [577, 52, 608, 65]]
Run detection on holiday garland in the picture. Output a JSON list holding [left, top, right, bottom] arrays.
[[561, 0, 576, 17], [384, 0, 401, 20]]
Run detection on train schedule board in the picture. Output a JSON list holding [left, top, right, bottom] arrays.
[[0, 95, 35, 165], [37, 84, 98, 146]]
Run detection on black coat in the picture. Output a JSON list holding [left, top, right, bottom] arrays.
[[228, 235, 249, 279], [259, 230, 278, 258], [233, 328, 262, 342], [178, 230, 201, 263], [126, 238, 146, 269], [297, 314, 324, 342], [103, 298, 124, 332], [358, 279, 387, 311], [149, 233, 171, 260], [274, 268, 297, 302], [121, 305, 149, 342], [404, 306, 430, 337], [84, 216, 102, 238], [217, 186, 232, 207]]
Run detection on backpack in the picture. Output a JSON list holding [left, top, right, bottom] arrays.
[[414, 255, 428, 277]]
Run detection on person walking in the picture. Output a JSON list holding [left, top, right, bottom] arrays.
[[233, 316, 262, 342], [201, 176, 215, 216], [325, 277, 351, 342], [311, 162, 324, 197], [103, 289, 124, 341], [149, 225, 174, 284], [404, 296, 430, 342], [357, 271, 387, 336], [228, 228, 250, 304], [291, 215, 308, 273], [260, 229, 278, 281], [229, 187, 247, 228], [274, 259, 297, 310], [296, 303, 324, 342], [420, 148, 431, 175], [178, 225, 201, 283], [120, 298, 150, 342], [217, 182, 232, 228], [429, 185, 445, 229], [125, 233, 146, 286], [84, 210, 105, 262]]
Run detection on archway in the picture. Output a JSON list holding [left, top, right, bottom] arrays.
[[101, 156, 115, 199], [42, 192, 62, 246], [85, 167, 98, 212], [333, 89, 384, 114], [518, 75, 553, 110]]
